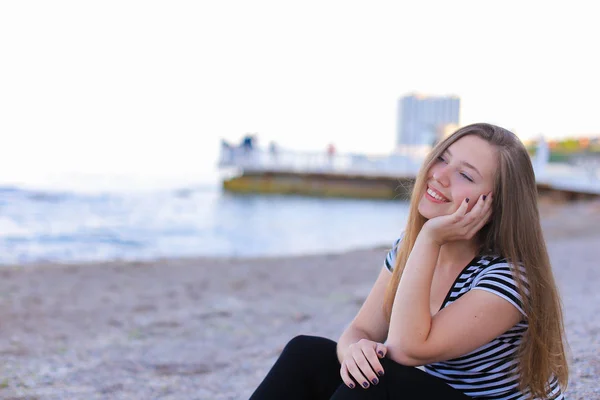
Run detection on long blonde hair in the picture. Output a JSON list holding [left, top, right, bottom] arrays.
[[384, 123, 568, 397]]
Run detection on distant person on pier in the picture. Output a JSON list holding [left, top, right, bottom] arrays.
[[326, 143, 336, 169], [242, 134, 255, 153], [241, 134, 258, 165], [269, 141, 278, 163], [250, 123, 568, 399]]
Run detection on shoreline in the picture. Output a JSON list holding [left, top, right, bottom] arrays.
[[2, 198, 599, 271], [0, 246, 392, 272], [0, 242, 392, 271]]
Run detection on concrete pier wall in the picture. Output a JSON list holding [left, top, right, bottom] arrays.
[[223, 171, 415, 200]]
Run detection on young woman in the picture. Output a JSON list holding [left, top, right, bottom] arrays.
[[250, 123, 568, 399]]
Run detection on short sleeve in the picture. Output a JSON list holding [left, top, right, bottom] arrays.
[[384, 233, 404, 273], [471, 262, 529, 317]]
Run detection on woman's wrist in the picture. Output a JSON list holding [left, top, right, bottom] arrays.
[[417, 226, 444, 248]]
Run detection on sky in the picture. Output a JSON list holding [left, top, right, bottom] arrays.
[[1, 1, 599, 188]]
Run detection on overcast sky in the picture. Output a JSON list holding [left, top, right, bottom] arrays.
[[1, 0, 598, 186]]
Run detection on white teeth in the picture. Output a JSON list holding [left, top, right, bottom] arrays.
[[427, 188, 448, 202]]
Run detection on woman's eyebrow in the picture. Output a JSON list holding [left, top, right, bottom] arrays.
[[444, 149, 482, 178]]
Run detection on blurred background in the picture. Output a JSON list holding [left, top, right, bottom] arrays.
[[1, 0, 599, 265]]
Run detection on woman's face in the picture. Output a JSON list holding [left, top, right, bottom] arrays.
[[418, 135, 498, 220]]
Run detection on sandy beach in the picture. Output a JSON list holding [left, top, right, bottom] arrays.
[[1, 200, 599, 400]]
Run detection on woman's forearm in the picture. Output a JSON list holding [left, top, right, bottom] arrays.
[[387, 233, 440, 358], [336, 325, 373, 363]]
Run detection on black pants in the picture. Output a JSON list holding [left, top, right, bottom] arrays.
[[249, 335, 471, 400]]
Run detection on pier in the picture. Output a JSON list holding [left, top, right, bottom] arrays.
[[218, 143, 600, 200]]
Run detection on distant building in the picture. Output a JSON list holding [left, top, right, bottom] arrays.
[[396, 94, 461, 148]]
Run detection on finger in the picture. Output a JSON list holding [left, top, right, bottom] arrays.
[[468, 213, 491, 237], [465, 193, 490, 225], [483, 204, 493, 224], [376, 343, 387, 359], [340, 362, 357, 389], [363, 347, 385, 381], [469, 194, 489, 222], [346, 355, 370, 389], [484, 208, 493, 225], [457, 196, 486, 238], [353, 349, 379, 387], [479, 193, 493, 218], [484, 194, 494, 217], [455, 197, 470, 218], [468, 202, 493, 236]]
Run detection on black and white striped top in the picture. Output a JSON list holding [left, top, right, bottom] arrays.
[[385, 237, 564, 399]]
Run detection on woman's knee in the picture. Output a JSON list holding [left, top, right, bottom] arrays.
[[284, 334, 314, 350], [280, 335, 337, 365], [283, 335, 334, 353]]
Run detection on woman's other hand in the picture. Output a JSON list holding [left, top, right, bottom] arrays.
[[340, 339, 387, 389], [422, 193, 492, 246]]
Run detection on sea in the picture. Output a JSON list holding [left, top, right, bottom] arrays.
[[0, 176, 410, 266]]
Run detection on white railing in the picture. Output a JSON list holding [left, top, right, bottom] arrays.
[[218, 144, 425, 177]]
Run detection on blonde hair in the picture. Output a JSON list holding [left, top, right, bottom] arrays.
[[384, 123, 568, 397]]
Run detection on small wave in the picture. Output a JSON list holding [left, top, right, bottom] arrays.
[[3, 233, 144, 248], [0, 185, 24, 194], [172, 184, 220, 197], [0, 185, 73, 203], [27, 191, 73, 203], [0, 184, 116, 206]]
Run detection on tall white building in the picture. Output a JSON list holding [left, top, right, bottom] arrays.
[[396, 94, 460, 148]]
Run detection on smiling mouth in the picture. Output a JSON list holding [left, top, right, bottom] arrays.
[[426, 186, 450, 202]]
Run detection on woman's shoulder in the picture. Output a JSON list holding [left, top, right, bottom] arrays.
[[471, 254, 528, 279], [469, 254, 529, 316], [384, 232, 405, 272], [469, 254, 529, 289]]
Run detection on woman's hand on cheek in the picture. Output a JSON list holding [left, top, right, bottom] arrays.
[[422, 192, 493, 246]]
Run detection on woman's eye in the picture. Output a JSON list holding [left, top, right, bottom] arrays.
[[437, 156, 447, 163], [461, 173, 474, 182]]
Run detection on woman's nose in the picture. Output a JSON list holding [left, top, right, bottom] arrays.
[[432, 168, 450, 187]]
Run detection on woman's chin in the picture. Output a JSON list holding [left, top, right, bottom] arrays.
[[418, 209, 438, 220], [417, 204, 435, 219], [418, 200, 451, 220]]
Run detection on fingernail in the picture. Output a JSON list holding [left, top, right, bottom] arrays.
[[362, 382, 369, 388], [378, 350, 384, 357], [378, 370, 384, 376], [372, 378, 379, 385], [466, 198, 470, 203], [349, 383, 354, 389], [483, 195, 487, 200]]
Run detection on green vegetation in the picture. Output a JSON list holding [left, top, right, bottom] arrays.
[[526, 137, 600, 162]]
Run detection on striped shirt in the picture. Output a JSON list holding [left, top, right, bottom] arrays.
[[385, 237, 564, 399]]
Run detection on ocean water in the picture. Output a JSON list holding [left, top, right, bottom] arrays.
[[0, 183, 410, 266]]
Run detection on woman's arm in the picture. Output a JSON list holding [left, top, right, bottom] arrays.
[[385, 232, 440, 363], [387, 286, 522, 365], [336, 267, 391, 362]]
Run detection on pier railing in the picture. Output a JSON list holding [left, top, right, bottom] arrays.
[[218, 145, 426, 178]]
